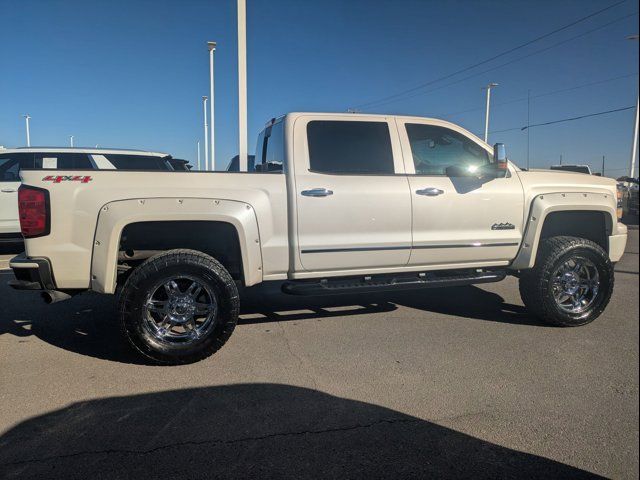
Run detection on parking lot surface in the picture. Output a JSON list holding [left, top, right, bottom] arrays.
[[0, 229, 638, 479]]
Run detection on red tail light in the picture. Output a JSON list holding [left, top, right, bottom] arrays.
[[18, 186, 50, 238]]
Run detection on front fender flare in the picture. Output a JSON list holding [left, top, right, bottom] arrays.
[[510, 192, 616, 270]]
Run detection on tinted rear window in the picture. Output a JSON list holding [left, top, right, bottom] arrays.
[[307, 121, 394, 174], [1, 152, 92, 180], [105, 155, 172, 170]]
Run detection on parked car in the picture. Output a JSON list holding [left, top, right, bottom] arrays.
[[549, 165, 594, 175], [226, 154, 256, 171], [9, 113, 627, 364], [0, 148, 190, 242]]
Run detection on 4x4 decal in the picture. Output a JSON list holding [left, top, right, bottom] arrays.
[[42, 175, 93, 184]]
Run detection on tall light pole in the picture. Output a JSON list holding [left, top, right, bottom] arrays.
[[202, 96, 209, 171], [526, 89, 531, 170], [23, 114, 31, 147], [197, 140, 201, 171], [482, 82, 498, 143], [237, 0, 248, 172], [208, 41, 217, 171], [69, 135, 74, 147], [628, 35, 639, 178]]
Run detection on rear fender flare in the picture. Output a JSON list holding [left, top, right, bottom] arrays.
[[91, 197, 262, 294]]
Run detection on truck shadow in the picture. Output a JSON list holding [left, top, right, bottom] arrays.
[[0, 383, 601, 479], [1, 281, 542, 365]]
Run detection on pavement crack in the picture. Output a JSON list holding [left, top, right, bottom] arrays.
[[277, 321, 318, 389], [0, 417, 419, 467]]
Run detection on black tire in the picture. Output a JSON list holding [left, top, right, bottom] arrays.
[[519, 236, 614, 327], [118, 249, 239, 364]]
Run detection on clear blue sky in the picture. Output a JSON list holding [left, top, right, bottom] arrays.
[[0, 0, 638, 176]]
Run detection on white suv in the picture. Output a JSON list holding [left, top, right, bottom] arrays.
[[0, 148, 189, 242]]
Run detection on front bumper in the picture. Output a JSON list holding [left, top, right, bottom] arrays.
[[609, 223, 628, 263], [8, 254, 56, 291]]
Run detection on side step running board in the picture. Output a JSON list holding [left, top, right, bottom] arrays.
[[282, 270, 506, 296]]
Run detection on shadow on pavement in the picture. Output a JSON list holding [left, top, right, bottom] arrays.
[[0, 384, 601, 479], [241, 283, 538, 327], [0, 280, 542, 365]]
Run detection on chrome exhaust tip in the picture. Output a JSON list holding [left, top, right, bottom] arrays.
[[41, 290, 72, 304]]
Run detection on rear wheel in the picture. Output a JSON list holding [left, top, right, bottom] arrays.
[[519, 236, 614, 327], [118, 249, 239, 364]]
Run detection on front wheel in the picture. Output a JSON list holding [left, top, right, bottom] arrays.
[[118, 249, 239, 364], [519, 236, 614, 327]]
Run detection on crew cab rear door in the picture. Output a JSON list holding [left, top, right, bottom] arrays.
[[396, 119, 524, 267], [292, 115, 412, 272]]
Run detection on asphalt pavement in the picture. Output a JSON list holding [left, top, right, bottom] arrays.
[[0, 229, 638, 479]]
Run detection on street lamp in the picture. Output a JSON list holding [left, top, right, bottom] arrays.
[[628, 34, 639, 178], [208, 41, 217, 171], [197, 140, 201, 171], [237, 0, 248, 172], [22, 114, 31, 147], [482, 82, 499, 143], [202, 96, 209, 171]]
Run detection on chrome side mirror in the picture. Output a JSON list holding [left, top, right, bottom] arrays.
[[493, 143, 506, 163], [491, 143, 508, 178]]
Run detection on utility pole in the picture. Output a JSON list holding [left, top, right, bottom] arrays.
[[560, 154, 563, 166], [237, 0, 248, 172], [482, 82, 498, 143], [23, 114, 31, 147], [208, 41, 217, 171], [526, 89, 531, 170], [602, 155, 606, 177], [202, 96, 209, 171], [631, 93, 639, 178], [629, 35, 639, 178]]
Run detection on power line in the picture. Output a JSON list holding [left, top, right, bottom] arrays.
[[358, 11, 637, 111], [489, 105, 635, 134], [521, 105, 635, 130], [440, 72, 639, 118], [351, 0, 628, 110]]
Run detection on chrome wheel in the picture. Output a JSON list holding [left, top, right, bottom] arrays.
[[143, 275, 218, 345], [551, 256, 600, 315]]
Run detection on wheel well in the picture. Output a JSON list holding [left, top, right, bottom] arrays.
[[540, 211, 611, 251], [118, 221, 244, 282]]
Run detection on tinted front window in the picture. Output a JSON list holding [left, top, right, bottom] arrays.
[[307, 121, 394, 174], [406, 124, 490, 175], [105, 155, 171, 170]]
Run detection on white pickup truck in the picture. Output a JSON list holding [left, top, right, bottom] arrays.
[[10, 113, 628, 364]]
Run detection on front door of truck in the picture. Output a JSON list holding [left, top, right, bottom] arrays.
[[293, 116, 412, 272], [397, 120, 524, 267]]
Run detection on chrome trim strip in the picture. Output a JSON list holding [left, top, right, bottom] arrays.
[[301, 246, 410, 254], [301, 242, 520, 254], [413, 242, 520, 249]]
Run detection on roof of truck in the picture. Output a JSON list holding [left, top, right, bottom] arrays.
[[0, 147, 169, 156]]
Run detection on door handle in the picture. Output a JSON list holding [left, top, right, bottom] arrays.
[[301, 188, 333, 197], [1, 189, 17, 193], [416, 187, 444, 196]]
